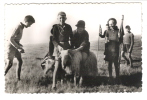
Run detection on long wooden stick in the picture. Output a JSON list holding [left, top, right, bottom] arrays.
[[118, 15, 124, 69]]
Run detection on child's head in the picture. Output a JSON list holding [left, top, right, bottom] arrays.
[[24, 15, 35, 28], [107, 18, 117, 29], [125, 25, 131, 32], [75, 20, 85, 33], [57, 12, 67, 25]]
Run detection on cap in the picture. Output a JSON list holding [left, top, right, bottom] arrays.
[[75, 20, 85, 28], [58, 11, 66, 16]]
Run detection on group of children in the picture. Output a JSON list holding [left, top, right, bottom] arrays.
[[99, 21, 134, 68], [99, 18, 134, 84], [5, 11, 134, 85]]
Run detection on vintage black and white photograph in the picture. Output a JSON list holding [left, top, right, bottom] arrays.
[[4, 2, 142, 93]]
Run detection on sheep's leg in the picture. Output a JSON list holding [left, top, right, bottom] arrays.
[[79, 76, 83, 87], [74, 76, 77, 86]]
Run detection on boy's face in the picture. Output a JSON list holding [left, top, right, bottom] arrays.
[[57, 15, 66, 25], [77, 27, 84, 33], [109, 20, 116, 28], [125, 28, 131, 33], [25, 21, 33, 28]]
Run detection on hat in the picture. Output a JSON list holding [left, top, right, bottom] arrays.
[[58, 11, 66, 16], [75, 20, 85, 27]]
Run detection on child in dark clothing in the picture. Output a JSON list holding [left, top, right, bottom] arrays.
[[71, 20, 90, 55], [99, 24, 110, 61]]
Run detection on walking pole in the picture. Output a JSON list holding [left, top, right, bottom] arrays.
[[118, 15, 124, 69]]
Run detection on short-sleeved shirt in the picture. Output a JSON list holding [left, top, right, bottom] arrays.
[[7, 22, 24, 49], [123, 32, 134, 44]]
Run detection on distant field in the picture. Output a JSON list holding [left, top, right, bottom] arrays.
[[5, 35, 142, 93]]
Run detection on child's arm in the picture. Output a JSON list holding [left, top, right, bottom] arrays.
[[10, 27, 22, 49], [129, 33, 134, 53], [99, 30, 106, 38]]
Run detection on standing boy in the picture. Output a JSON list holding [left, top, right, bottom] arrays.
[[105, 18, 122, 84], [51, 12, 73, 89], [121, 25, 134, 67], [5, 15, 35, 81]]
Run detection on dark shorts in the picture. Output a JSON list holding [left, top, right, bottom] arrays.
[[123, 44, 131, 53]]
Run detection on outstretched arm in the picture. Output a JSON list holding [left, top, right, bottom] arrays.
[[99, 30, 106, 38]]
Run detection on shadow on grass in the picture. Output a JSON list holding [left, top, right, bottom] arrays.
[[38, 76, 52, 87], [83, 72, 142, 88]]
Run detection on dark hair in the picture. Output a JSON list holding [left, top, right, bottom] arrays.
[[125, 25, 131, 29], [24, 15, 35, 23], [107, 18, 117, 25]]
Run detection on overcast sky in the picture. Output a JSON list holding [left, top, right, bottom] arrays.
[[5, 3, 141, 44]]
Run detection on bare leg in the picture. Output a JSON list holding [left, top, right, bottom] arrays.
[[108, 61, 113, 84], [52, 58, 60, 89], [114, 59, 119, 78], [108, 61, 112, 78], [114, 57, 120, 84], [121, 51, 129, 64], [128, 53, 133, 67], [79, 76, 83, 87], [5, 60, 13, 76], [15, 53, 23, 80], [74, 76, 77, 86]]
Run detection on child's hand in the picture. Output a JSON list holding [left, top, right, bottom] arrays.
[[18, 48, 25, 53]]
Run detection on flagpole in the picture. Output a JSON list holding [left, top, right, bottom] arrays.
[[118, 15, 124, 69]]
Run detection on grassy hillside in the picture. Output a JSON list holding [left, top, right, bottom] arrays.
[[5, 35, 142, 93]]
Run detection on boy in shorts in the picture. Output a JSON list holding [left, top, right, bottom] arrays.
[[51, 12, 73, 89], [5, 15, 35, 81], [121, 25, 134, 67]]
